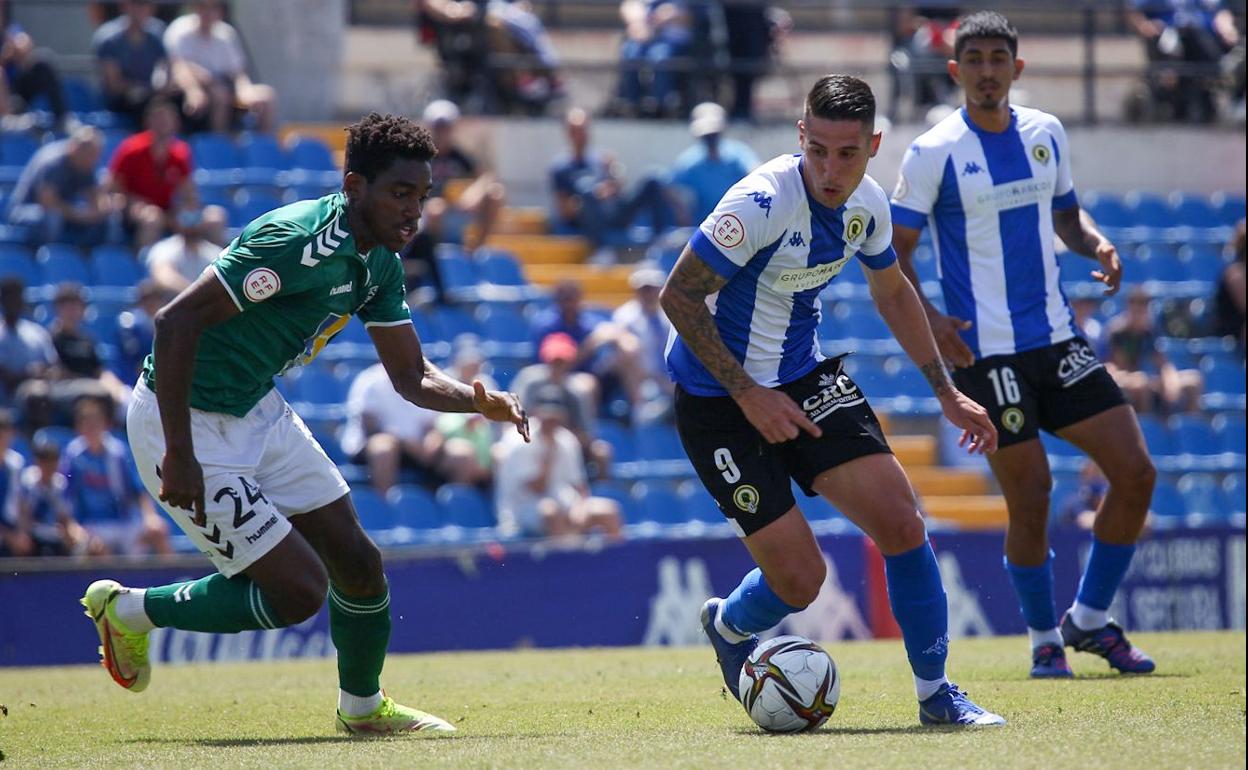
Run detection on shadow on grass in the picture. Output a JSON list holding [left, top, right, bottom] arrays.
[[126, 732, 567, 748], [734, 725, 929, 737]]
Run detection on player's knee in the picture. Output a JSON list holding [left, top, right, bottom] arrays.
[[1111, 452, 1156, 498], [876, 510, 928, 554], [273, 569, 328, 626], [333, 537, 386, 596]]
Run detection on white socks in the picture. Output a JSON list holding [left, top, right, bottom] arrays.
[[714, 604, 751, 644], [114, 588, 155, 633], [338, 689, 383, 717], [1069, 602, 1109, 631], [915, 675, 949, 701], [1028, 627, 1063, 649]]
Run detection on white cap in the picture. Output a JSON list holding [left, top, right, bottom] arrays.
[[689, 102, 726, 138], [422, 99, 461, 126], [629, 267, 666, 290]]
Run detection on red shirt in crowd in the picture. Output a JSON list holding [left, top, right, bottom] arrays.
[[108, 131, 193, 211]]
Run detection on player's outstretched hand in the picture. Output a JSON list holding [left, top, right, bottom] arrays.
[[473, 380, 531, 442], [733, 385, 822, 444], [158, 449, 206, 526], [928, 311, 976, 369], [940, 390, 998, 455], [1091, 240, 1122, 296]]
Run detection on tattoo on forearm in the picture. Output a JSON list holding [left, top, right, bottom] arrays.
[[919, 359, 953, 397], [665, 254, 755, 393]]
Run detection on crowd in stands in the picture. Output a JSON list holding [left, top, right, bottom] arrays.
[[0, 3, 1245, 559]]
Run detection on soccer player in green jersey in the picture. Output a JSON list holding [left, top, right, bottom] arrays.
[[81, 113, 529, 735]]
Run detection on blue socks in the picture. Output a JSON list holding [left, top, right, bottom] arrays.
[[720, 568, 802, 635], [1075, 537, 1136, 611], [884, 541, 948, 682], [1005, 551, 1059, 631]]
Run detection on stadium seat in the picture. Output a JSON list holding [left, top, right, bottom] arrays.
[[387, 484, 444, 530], [231, 189, 285, 229], [1223, 474, 1246, 516], [35, 243, 91, 286], [1125, 192, 1170, 229], [1201, 356, 1246, 410], [0, 131, 41, 177], [1177, 473, 1223, 518], [590, 481, 642, 525], [478, 250, 527, 287], [1213, 413, 1246, 457], [32, 425, 75, 452], [835, 302, 892, 341], [1150, 479, 1188, 518], [435, 251, 481, 302], [1179, 243, 1228, 283], [677, 483, 724, 524], [0, 245, 37, 285], [1040, 431, 1086, 472], [431, 306, 480, 342], [190, 133, 240, 170], [634, 423, 686, 461], [351, 487, 398, 531], [332, 317, 372, 346], [634, 483, 685, 524], [596, 421, 638, 464], [238, 133, 289, 177], [62, 77, 103, 113], [1083, 193, 1133, 229], [1169, 415, 1219, 470], [477, 304, 533, 349], [286, 136, 337, 171], [1210, 192, 1246, 227], [292, 365, 347, 404], [91, 248, 144, 288], [1169, 194, 1221, 229], [436, 483, 495, 529]]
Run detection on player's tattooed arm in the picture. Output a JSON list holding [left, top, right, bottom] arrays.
[[918, 359, 954, 397], [660, 247, 754, 393]]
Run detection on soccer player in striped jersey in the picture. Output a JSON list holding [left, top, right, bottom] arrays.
[[663, 74, 1005, 726], [79, 113, 529, 733], [890, 11, 1156, 678]]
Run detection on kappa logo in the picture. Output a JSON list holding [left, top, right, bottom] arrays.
[[243, 268, 281, 303], [713, 213, 746, 249], [922, 634, 950, 656], [1032, 143, 1051, 165], [963, 161, 984, 176], [300, 215, 350, 267], [749, 190, 773, 218], [788, 230, 806, 248]]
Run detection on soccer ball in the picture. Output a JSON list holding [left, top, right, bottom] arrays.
[[737, 635, 840, 733]]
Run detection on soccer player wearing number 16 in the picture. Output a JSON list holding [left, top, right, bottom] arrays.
[[663, 75, 1005, 726], [79, 114, 530, 734], [890, 12, 1156, 679]]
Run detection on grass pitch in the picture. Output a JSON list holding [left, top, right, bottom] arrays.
[[0, 632, 1243, 769]]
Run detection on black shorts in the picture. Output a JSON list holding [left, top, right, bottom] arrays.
[[674, 357, 892, 537], [952, 336, 1127, 449]]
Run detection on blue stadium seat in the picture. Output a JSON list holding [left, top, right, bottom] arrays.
[[677, 483, 724, 524], [190, 133, 240, 170], [477, 304, 533, 346], [1040, 432, 1086, 473], [431, 306, 480, 342], [1223, 474, 1246, 516], [231, 189, 284, 229], [86, 309, 120, 347], [387, 484, 444, 530], [1213, 413, 1246, 456], [91, 248, 143, 288], [0, 245, 37, 285], [634, 422, 686, 461], [1125, 192, 1170, 229], [1179, 243, 1229, 283], [634, 483, 685, 524], [589, 481, 642, 525], [35, 243, 91, 286], [1083, 193, 1133, 229], [1177, 473, 1223, 518], [332, 317, 372, 345], [478, 251, 527, 287], [1201, 356, 1246, 410], [436, 483, 495, 529], [1150, 480, 1188, 518], [1211, 192, 1246, 226], [286, 136, 337, 171], [238, 133, 289, 173], [1137, 414, 1176, 458], [0, 131, 40, 167], [351, 487, 398, 531], [62, 77, 103, 113], [816, 304, 842, 340], [293, 365, 347, 404], [596, 421, 638, 463], [1169, 194, 1221, 228], [1169, 414, 1218, 470], [32, 425, 76, 452], [836, 302, 892, 340], [435, 249, 481, 301]]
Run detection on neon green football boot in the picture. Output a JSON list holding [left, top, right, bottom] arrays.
[[335, 694, 457, 736], [80, 579, 151, 693]]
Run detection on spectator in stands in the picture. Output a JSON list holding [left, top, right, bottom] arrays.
[[1056, 460, 1108, 531], [426, 346, 498, 488], [888, 6, 959, 122], [1213, 218, 1246, 350], [116, 279, 168, 381], [612, 265, 673, 402], [1106, 286, 1204, 413], [164, 0, 277, 133], [614, 0, 693, 118], [722, 3, 789, 121], [144, 218, 225, 293], [5, 126, 117, 248], [550, 107, 677, 256], [494, 398, 622, 540], [421, 99, 505, 252], [0, 276, 57, 403], [1125, 0, 1242, 123], [13, 436, 86, 557], [532, 280, 649, 409], [340, 361, 442, 494], [1070, 295, 1107, 357], [0, 408, 25, 556], [46, 282, 130, 407], [511, 332, 612, 473], [93, 0, 173, 128], [669, 102, 757, 225], [108, 98, 225, 249], [0, 6, 70, 130], [61, 396, 170, 556]]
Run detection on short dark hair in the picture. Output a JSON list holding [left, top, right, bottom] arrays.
[[804, 75, 875, 129], [344, 112, 437, 181], [954, 11, 1019, 60]]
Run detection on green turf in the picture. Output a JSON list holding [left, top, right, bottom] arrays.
[[0, 632, 1243, 769]]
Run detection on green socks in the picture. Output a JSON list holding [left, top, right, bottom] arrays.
[[329, 583, 391, 697], [144, 573, 283, 632]]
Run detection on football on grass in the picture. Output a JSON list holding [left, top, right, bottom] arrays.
[[738, 635, 840, 732]]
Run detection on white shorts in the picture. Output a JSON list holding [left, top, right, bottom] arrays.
[[127, 380, 349, 577]]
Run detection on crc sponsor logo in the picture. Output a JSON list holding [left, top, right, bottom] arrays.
[[772, 258, 850, 293], [245, 513, 280, 545], [801, 371, 865, 424], [243, 268, 281, 303], [1057, 340, 1104, 387], [713, 213, 746, 249]]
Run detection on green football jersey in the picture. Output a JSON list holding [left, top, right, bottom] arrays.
[[142, 192, 411, 417]]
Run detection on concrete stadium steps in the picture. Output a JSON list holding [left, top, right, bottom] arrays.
[[467, 207, 550, 238], [888, 435, 938, 468], [484, 234, 592, 265], [523, 263, 634, 307], [903, 467, 990, 497], [919, 496, 1010, 530]]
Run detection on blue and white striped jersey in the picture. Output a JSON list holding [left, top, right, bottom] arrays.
[[890, 106, 1081, 360], [667, 153, 898, 396]]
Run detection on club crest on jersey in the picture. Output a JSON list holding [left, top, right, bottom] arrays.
[[1002, 407, 1026, 434], [733, 485, 760, 514], [893, 175, 909, 201], [1031, 143, 1051, 165], [713, 213, 746, 249], [243, 268, 280, 303], [843, 209, 869, 245]]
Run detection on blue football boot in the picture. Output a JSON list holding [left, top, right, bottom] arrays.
[[918, 683, 1007, 726], [700, 597, 758, 700], [1030, 642, 1075, 678]]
